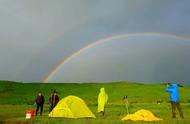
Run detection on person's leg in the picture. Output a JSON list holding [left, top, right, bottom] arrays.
[[99, 111, 104, 116], [36, 104, 39, 116], [171, 102, 176, 118], [49, 104, 52, 112], [176, 102, 184, 118], [52, 105, 55, 110], [40, 104, 43, 115], [102, 111, 105, 116], [103, 107, 106, 116], [99, 109, 105, 116]]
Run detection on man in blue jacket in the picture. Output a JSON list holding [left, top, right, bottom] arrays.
[[166, 81, 184, 118]]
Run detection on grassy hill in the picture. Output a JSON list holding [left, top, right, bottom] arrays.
[[0, 81, 190, 124]]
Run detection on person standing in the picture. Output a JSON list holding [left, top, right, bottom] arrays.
[[49, 89, 54, 112], [49, 90, 59, 112], [35, 91, 45, 116], [98, 87, 108, 116], [166, 81, 184, 118]]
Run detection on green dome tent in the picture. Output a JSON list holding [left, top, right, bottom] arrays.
[[48, 95, 96, 118]]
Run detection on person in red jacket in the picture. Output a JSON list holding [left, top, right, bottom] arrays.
[[35, 91, 45, 116], [49, 90, 59, 112]]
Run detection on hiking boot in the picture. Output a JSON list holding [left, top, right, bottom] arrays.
[[172, 116, 176, 119]]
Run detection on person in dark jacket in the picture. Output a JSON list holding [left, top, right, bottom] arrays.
[[35, 91, 45, 116], [49, 89, 54, 112], [166, 81, 184, 118], [49, 90, 59, 112]]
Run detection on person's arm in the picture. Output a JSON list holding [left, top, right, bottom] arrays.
[[56, 95, 59, 103], [49, 96, 51, 104], [35, 96, 38, 103], [43, 96, 45, 104], [178, 84, 183, 87], [105, 93, 108, 104], [166, 85, 173, 92]]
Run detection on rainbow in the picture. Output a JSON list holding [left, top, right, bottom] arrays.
[[43, 32, 190, 82]]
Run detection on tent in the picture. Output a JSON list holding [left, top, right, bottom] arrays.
[[122, 109, 162, 121], [48, 95, 96, 118]]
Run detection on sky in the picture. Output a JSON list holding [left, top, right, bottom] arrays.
[[0, 0, 190, 83]]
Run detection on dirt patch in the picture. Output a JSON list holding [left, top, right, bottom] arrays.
[[0, 121, 31, 124]]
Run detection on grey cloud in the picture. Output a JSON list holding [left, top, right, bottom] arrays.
[[0, 0, 190, 83]]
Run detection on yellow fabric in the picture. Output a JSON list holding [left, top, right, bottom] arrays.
[[98, 88, 108, 112], [122, 109, 162, 121], [48, 95, 96, 118]]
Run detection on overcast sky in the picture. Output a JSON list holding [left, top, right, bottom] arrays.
[[0, 0, 190, 83]]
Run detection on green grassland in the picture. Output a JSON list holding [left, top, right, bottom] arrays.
[[0, 81, 190, 124]]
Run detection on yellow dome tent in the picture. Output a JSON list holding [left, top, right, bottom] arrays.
[[48, 95, 96, 118], [122, 109, 162, 121]]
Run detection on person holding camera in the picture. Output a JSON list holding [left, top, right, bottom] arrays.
[[166, 81, 184, 119]]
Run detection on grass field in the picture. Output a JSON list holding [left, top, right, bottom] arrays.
[[0, 81, 190, 124]]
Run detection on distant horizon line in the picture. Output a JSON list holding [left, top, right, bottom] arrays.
[[0, 80, 186, 85]]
